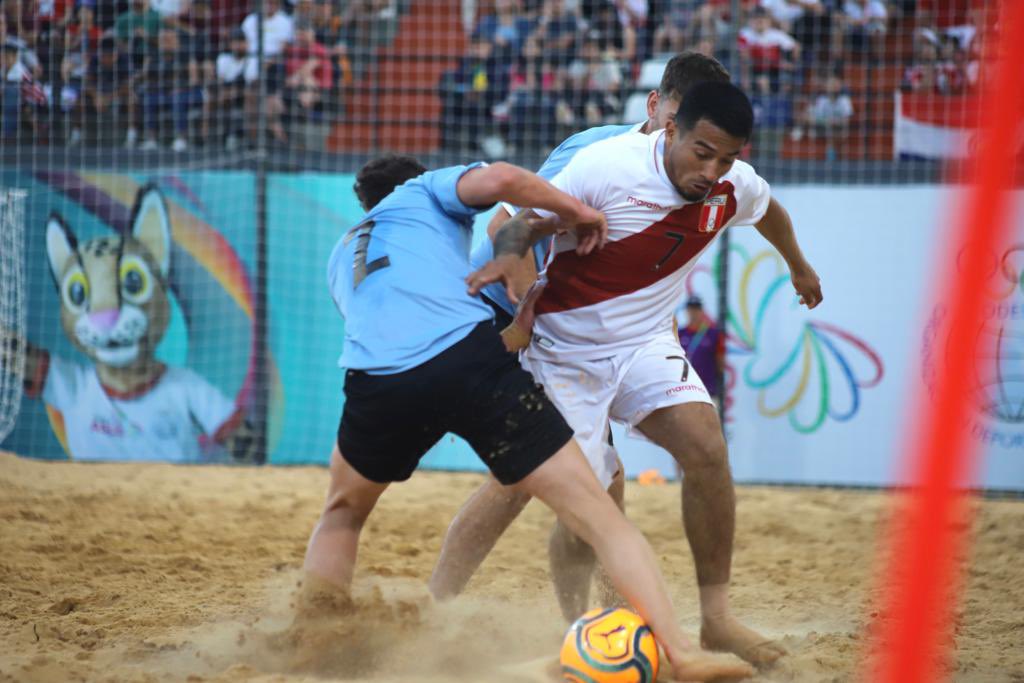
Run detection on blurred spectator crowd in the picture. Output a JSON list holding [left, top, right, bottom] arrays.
[[0, 0, 398, 149], [0, 0, 1000, 155], [444, 0, 998, 156]]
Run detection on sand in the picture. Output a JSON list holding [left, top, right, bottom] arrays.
[[0, 451, 1022, 683]]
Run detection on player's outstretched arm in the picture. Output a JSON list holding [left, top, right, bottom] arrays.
[[468, 208, 602, 353], [466, 205, 606, 297], [466, 210, 561, 299], [456, 162, 605, 240], [464, 164, 608, 300], [484, 207, 539, 303], [754, 197, 823, 309]]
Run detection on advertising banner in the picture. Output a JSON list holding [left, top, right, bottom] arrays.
[[1, 170, 258, 463], [5, 171, 1020, 490], [627, 185, 1023, 490]]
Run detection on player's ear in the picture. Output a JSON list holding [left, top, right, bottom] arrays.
[[646, 90, 659, 119], [664, 117, 677, 145]]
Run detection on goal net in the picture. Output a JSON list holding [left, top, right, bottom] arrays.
[[0, 189, 27, 444]]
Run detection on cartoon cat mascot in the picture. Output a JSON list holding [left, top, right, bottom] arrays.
[[20, 185, 256, 462]]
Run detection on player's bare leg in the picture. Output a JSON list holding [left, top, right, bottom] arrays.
[[638, 402, 787, 668], [428, 476, 531, 600], [516, 439, 754, 682], [593, 465, 627, 607], [548, 465, 625, 620], [302, 446, 389, 591], [430, 457, 626, 612]]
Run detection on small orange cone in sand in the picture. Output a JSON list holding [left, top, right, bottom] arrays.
[[636, 470, 665, 486]]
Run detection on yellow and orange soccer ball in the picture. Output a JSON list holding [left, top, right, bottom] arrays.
[[560, 608, 659, 683]]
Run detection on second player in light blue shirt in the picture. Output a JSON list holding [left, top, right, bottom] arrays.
[[469, 124, 641, 318], [328, 163, 496, 374]]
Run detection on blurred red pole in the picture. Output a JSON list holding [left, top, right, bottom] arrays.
[[865, 3, 1024, 682]]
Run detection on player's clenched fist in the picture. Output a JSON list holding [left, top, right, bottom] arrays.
[[791, 264, 822, 309]]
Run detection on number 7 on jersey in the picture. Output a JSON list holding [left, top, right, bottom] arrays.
[[346, 220, 391, 288], [655, 231, 686, 271]]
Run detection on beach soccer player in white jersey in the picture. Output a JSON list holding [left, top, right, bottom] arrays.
[[438, 82, 824, 669], [430, 50, 733, 608], [302, 155, 754, 682], [469, 52, 732, 329]]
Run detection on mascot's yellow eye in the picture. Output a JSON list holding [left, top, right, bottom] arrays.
[[119, 256, 153, 304], [61, 269, 89, 312]]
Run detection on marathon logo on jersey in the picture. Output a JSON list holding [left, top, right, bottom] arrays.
[[627, 195, 670, 211], [666, 383, 709, 397], [698, 195, 728, 232]]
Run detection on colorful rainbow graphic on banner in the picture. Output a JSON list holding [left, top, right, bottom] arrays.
[[688, 246, 884, 434], [34, 171, 286, 454]]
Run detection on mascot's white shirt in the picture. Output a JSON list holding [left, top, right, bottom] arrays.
[[41, 354, 237, 462]]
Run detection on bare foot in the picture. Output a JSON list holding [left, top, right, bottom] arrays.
[[666, 649, 755, 682], [291, 573, 355, 622], [701, 614, 787, 668]]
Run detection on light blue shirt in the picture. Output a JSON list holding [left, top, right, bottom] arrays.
[[536, 123, 637, 181], [472, 123, 639, 316], [328, 164, 495, 374]]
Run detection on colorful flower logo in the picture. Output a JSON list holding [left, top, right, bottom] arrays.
[[686, 246, 884, 434]]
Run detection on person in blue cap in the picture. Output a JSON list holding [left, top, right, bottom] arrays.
[[678, 295, 725, 406]]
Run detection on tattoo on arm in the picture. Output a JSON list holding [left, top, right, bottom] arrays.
[[492, 212, 538, 258]]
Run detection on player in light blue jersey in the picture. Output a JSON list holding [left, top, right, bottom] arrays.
[[305, 154, 755, 683], [469, 52, 732, 329], [326, 163, 496, 374]]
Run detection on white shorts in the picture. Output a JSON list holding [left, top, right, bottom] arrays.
[[521, 331, 714, 488]]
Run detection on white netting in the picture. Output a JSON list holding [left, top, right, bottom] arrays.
[[0, 0, 1009, 465], [0, 188, 27, 444], [3, 1, 993, 164]]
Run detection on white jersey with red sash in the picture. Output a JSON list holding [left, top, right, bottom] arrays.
[[529, 130, 770, 363]]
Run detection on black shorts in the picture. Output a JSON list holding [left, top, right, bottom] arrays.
[[483, 294, 514, 329], [337, 321, 573, 485]]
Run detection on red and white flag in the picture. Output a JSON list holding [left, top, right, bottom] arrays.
[[893, 91, 976, 160], [698, 195, 728, 233]]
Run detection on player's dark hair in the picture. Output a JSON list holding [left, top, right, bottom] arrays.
[[658, 52, 731, 99], [354, 154, 427, 210], [674, 81, 754, 141]]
